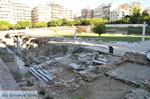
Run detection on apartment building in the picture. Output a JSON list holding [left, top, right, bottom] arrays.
[[32, 5, 51, 24], [145, 7, 150, 15], [47, 2, 74, 21], [0, 0, 31, 24], [93, 3, 112, 20], [119, 3, 133, 15], [81, 7, 93, 18], [131, 2, 144, 12], [102, 4, 112, 20], [110, 9, 130, 22], [93, 6, 103, 19], [12, 0, 31, 24], [131, 2, 142, 9], [0, 0, 13, 23]]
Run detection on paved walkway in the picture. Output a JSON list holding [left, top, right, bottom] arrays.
[[63, 39, 150, 56]]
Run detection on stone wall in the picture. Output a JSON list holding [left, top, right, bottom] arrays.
[[0, 49, 19, 73], [0, 58, 19, 90], [122, 51, 148, 65]]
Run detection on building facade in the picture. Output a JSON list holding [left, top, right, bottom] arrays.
[[81, 7, 93, 18], [93, 3, 112, 20], [131, 2, 142, 9], [12, 0, 31, 24], [119, 3, 132, 15], [144, 7, 150, 15], [93, 6, 103, 18], [110, 9, 129, 22], [0, 0, 31, 24], [47, 2, 74, 21], [32, 5, 51, 24], [0, 0, 13, 23], [131, 2, 144, 12]]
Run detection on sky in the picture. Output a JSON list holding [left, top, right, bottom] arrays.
[[21, 0, 150, 15]]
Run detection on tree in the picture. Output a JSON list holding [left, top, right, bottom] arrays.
[[133, 7, 141, 16], [92, 24, 106, 37], [73, 19, 81, 26], [57, 19, 63, 26], [62, 19, 68, 26], [122, 18, 130, 24], [24, 21, 32, 28], [33, 22, 47, 28], [81, 18, 93, 26], [66, 21, 74, 26], [15, 21, 32, 29], [142, 11, 149, 17], [47, 20, 63, 27], [0, 21, 14, 30], [0, 25, 9, 30], [47, 20, 58, 27]]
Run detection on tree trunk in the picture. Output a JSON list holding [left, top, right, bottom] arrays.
[[99, 33, 101, 37]]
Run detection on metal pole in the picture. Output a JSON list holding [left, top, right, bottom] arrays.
[[142, 21, 146, 41], [74, 27, 77, 39]]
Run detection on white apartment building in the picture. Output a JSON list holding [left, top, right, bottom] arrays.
[[131, 2, 142, 9], [0, 0, 31, 24], [130, 2, 144, 12], [47, 2, 74, 21], [0, 0, 13, 23], [32, 5, 51, 24], [93, 6, 103, 18], [12, 0, 31, 24], [110, 9, 130, 22], [93, 3, 112, 20]]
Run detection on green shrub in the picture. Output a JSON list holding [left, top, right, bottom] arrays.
[[15, 21, 32, 29], [47, 20, 63, 27], [0, 25, 9, 30], [39, 90, 46, 96], [0, 21, 14, 30], [127, 26, 150, 34], [9, 24, 14, 29], [73, 19, 81, 26], [33, 22, 47, 28], [72, 97, 84, 99]]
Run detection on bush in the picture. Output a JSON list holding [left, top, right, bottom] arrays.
[[81, 18, 108, 26], [47, 20, 63, 27], [92, 24, 106, 37], [73, 19, 81, 26], [0, 21, 14, 30], [39, 90, 46, 96], [33, 22, 47, 28], [128, 26, 150, 34], [0, 25, 9, 30], [72, 97, 84, 99]]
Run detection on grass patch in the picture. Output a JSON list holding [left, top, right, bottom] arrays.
[[46, 33, 150, 43]]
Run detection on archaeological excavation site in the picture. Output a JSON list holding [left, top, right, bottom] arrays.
[[1, 33, 150, 99]]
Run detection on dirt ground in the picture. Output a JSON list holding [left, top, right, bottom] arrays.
[[52, 76, 135, 99]]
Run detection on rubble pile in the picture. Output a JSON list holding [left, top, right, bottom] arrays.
[[125, 89, 150, 99], [123, 51, 148, 65]]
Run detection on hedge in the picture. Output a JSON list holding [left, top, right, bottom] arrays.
[[128, 26, 150, 35]]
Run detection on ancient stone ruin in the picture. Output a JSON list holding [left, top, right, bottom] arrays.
[[0, 33, 150, 99]]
